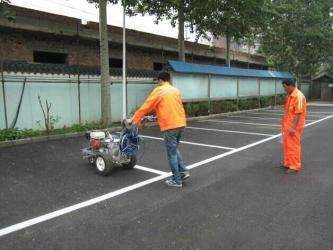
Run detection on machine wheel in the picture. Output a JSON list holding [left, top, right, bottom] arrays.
[[95, 154, 115, 176], [122, 155, 137, 169], [87, 156, 96, 167]]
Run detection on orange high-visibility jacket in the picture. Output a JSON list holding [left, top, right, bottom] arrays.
[[132, 82, 186, 131], [282, 88, 307, 132]]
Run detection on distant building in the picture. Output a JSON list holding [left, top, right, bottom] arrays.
[[0, 6, 268, 76]]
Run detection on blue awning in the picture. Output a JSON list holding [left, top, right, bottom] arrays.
[[167, 60, 293, 79]]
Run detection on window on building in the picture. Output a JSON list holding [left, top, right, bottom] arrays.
[[109, 58, 122, 68], [33, 51, 68, 64], [153, 62, 164, 71]]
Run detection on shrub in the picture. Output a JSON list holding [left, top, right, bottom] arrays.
[[238, 98, 259, 110], [0, 128, 43, 141]]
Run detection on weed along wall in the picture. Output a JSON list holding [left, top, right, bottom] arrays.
[[168, 61, 293, 116], [1, 60, 295, 131]]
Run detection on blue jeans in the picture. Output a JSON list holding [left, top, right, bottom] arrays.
[[163, 127, 187, 184]]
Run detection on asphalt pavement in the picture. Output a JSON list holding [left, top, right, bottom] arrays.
[[0, 105, 332, 249]]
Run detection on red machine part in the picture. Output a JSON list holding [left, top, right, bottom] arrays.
[[90, 139, 101, 150]]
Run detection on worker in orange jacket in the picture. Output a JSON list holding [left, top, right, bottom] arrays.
[[281, 79, 307, 174], [131, 71, 189, 187]]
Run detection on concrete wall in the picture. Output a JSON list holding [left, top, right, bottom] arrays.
[[1, 73, 285, 130], [172, 73, 285, 101], [0, 75, 155, 129]]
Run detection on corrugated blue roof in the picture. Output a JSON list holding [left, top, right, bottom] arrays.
[[167, 60, 293, 79]]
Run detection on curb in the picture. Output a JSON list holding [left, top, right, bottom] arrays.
[[0, 106, 279, 148]]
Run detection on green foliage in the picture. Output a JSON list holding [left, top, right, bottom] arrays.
[[192, 0, 271, 65], [210, 100, 238, 114], [0, 0, 15, 21], [238, 98, 259, 110], [0, 128, 42, 141], [260, 96, 275, 107], [124, 0, 206, 60], [0, 121, 112, 141], [260, 0, 333, 78]]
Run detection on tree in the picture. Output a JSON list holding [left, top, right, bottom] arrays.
[[191, 0, 271, 67], [260, 0, 333, 79], [88, 0, 117, 125], [125, 0, 206, 62], [0, 0, 14, 21]]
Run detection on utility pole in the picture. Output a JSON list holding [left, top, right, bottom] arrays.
[[122, 2, 127, 120], [99, 0, 111, 125]]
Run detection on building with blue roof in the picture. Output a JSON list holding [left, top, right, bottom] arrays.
[[165, 60, 294, 102]]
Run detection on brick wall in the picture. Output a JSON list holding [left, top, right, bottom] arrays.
[[1, 29, 185, 70]]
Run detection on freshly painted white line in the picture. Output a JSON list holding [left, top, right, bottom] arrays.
[[203, 119, 280, 127], [186, 126, 274, 137], [134, 165, 168, 175], [307, 103, 333, 107], [140, 134, 235, 150], [0, 173, 171, 237], [265, 107, 333, 113], [188, 115, 333, 170], [261, 110, 333, 115], [304, 115, 333, 126], [249, 112, 324, 118], [0, 115, 331, 238], [227, 115, 316, 122]]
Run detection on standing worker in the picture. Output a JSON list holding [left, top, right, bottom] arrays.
[[281, 79, 307, 174], [130, 71, 189, 187]]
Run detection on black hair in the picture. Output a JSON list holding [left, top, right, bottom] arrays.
[[282, 79, 296, 86], [157, 71, 170, 82]]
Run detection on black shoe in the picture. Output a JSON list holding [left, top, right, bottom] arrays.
[[285, 169, 299, 174], [280, 165, 289, 169]]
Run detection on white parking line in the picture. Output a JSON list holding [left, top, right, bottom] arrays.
[[261, 110, 333, 115], [186, 126, 274, 137], [263, 109, 333, 117], [0, 115, 331, 237], [134, 165, 168, 175], [249, 112, 324, 118], [203, 119, 280, 127], [226, 115, 316, 122], [140, 134, 235, 150]]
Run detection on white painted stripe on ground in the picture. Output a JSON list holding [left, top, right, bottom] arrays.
[[227, 115, 316, 122], [307, 103, 333, 107], [0, 115, 331, 237], [134, 165, 168, 175], [188, 115, 333, 170], [140, 134, 235, 150], [0, 173, 171, 237], [249, 111, 324, 118], [260, 110, 333, 115], [186, 126, 274, 137], [203, 119, 280, 127]]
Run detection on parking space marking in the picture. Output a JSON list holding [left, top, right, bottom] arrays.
[[260, 110, 333, 115], [140, 135, 236, 150], [263, 110, 333, 117], [1, 115, 331, 238], [0, 173, 171, 238], [226, 115, 316, 122], [203, 119, 280, 127], [249, 111, 324, 118], [186, 126, 274, 137], [134, 165, 168, 175]]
